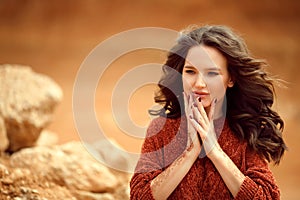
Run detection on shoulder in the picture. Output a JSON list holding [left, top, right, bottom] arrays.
[[141, 116, 185, 153], [146, 116, 184, 137]]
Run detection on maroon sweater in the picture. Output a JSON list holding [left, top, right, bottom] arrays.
[[130, 116, 280, 200]]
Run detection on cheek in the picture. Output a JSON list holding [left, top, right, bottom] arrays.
[[182, 76, 193, 91], [205, 78, 227, 93]]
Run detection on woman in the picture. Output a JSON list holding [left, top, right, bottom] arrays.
[[130, 25, 287, 199]]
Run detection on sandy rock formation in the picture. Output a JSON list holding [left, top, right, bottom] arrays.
[[0, 65, 130, 199], [0, 162, 75, 199], [10, 142, 119, 193], [35, 129, 59, 146], [0, 64, 63, 152], [0, 139, 131, 199], [72, 190, 115, 200], [0, 117, 9, 151]]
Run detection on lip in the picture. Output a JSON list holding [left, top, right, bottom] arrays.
[[193, 91, 209, 96], [193, 92, 210, 100]]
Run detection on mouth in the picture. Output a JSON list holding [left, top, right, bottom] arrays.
[[193, 92, 209, 95], [193, 91, 209, 97]]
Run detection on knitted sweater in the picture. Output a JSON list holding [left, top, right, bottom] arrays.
[[130, 116, 280, 200]]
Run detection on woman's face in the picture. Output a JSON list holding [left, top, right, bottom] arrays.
[[182, 45, 233, 115]]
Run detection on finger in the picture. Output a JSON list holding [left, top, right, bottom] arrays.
[[187, 115, 201, 148], [208, 98, 217, 121], [196, 97, 210, 124], [191, 106, 207, 130], [188, 114, 198, 134], [189, 92, 195, 114], [183, 92, 189, 114], [189, 117, 206, 140], [188, 94, 197, 129], [192, 100, 201, 122], [184, 93, 197, 144], [185, 93, 195, 121], [190, 118, 217, 156]]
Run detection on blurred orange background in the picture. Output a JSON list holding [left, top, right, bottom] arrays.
[[0, 0, 299, 199]]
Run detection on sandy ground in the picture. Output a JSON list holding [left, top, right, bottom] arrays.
[[0, 0, 300, 199]]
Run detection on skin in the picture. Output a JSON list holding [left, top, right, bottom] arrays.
[[150, 45, 245, 199]]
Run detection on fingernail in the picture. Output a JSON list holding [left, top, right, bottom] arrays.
[[189, 115, 193, 119], [197, 97, 201, 102], [214, 98, 217, 103]]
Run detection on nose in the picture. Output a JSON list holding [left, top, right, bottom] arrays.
[[195, 74, 206, 88]]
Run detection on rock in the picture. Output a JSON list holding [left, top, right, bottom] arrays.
[[0, 116, 9, 151], [35, 130, 58, 146], [10, 167, 31, 180], [0, 163, 9, 177], [60, 141, 131, 199], [91, 138, 132, 172], [10, 142, 119, 193], [0, 164, 75, 199], [72, 190, 115, 200], [0, 64, 63, 152]]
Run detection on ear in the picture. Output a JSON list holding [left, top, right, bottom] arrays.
[[227, 78, 234, 88]]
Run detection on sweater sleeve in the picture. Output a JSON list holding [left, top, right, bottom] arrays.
[[235, 147, 280, 200], [130, 118, 165, 200]]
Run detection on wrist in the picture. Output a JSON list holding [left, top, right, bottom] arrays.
[[183, 145, 200, 163], [207, 144, 223, 161]]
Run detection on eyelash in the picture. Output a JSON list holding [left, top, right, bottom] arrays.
[[184, 70, 219, 76], [207, 71, 219, 76], [184, 70, 196, 74]]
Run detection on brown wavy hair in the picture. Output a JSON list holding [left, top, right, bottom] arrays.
[[150, 25, 287, 164]]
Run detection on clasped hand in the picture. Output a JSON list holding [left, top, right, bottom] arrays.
[[183, 92, 220, 158]]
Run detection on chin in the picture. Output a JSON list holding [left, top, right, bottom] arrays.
[[202, 101, 211, 109]]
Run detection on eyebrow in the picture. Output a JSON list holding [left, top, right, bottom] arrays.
[[206, 67, 221, 71], [183, 65, 196, 69], [183, 65, 221, 71]]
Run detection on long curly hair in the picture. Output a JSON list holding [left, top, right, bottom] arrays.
[[150, 25, 287, 164]]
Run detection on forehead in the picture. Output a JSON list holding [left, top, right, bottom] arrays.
[[185, 45, 228, 70]]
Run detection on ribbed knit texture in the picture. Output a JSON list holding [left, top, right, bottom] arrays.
[[130, 116, 280, 200]]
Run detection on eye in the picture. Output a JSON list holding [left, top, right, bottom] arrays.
[[184, 69, 196, 74], [207, 71, 219, 76]]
